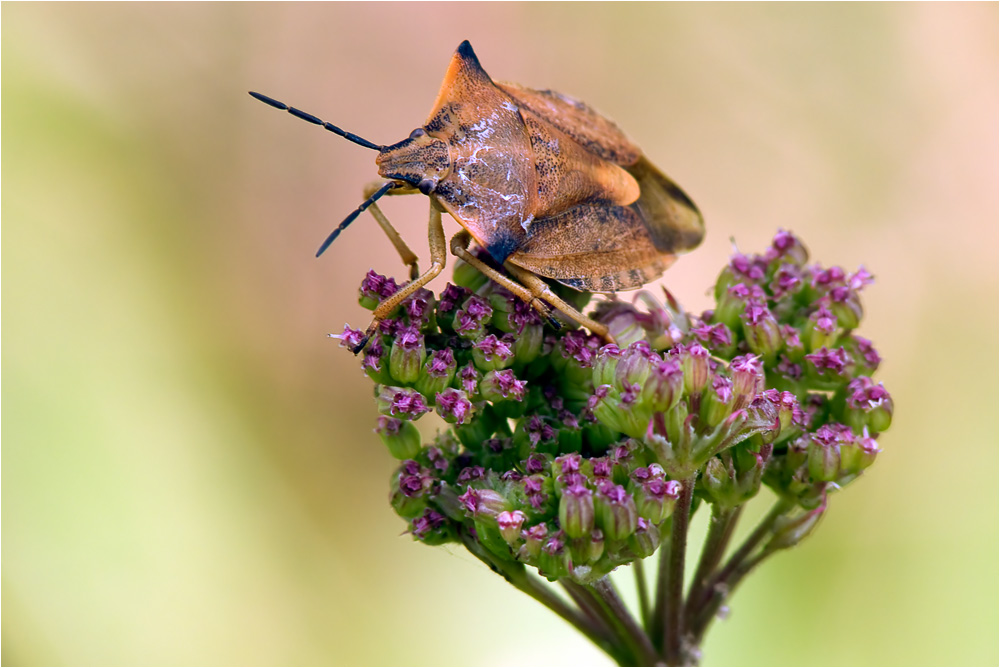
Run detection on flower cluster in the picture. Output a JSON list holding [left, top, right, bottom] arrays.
[[336, 231, 892, 584]]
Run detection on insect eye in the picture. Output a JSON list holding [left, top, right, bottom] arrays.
[[417, 178, 436, 196], [409, 128, 426, 140]]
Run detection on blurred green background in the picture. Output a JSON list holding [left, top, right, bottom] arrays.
[[3, 3, 997, 666]]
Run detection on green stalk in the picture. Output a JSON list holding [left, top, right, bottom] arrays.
[[561, 580, 637, 666], [688, 499, 793, 642], [685, 505, 740, 628], [591, 577, 661, 666], [662, 474, 697, 666], [634, 559, 652, 634], [459, 535, 622, 662]]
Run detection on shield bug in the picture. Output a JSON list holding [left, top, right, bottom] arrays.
[[250, 40, 704, 352]]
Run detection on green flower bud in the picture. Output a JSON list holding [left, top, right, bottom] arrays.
[[843, 377, 894, 434], [558, 484, 595, 539], [513, 323, 544, 364], [376, 415, 422, 460], [497, 510, 527, 546], [537, 534, 572, 581], [435, 388, 475, 425], [742, 302, 783, 359], [414, 348, 457, 397], [615, 341, 655, 388], [642, 358, 684, 412], [680, 343, 711, 395], [479, 369, 527, 403], [592, 344, 623, 388], [767, 502, 826, 551], [828, 287, 863, 330], [389, 467, 427, 519], [729, 355, 764, 412], [628, 517, 660, 559], [389, 326, 427, 384], [600, 304, 648, 348], [713, 265, 743, 303], [519, 523, 548, 560], [409, 509, 454, 546], [458, 486, 510, 520], [573, 529, 605, 564], [376, 386, 430, 420], [839, 428, 881, 474], [714, 281, 752, 330], [358, 270, 399, 311], [595, 481, 638, 541], [702, 456, 736, 506], [806, 305, 838, 353], [807, 426, 843, 482], [472, 334, 516, 371], [769, 229, 810, 266], [633, 477, 681, 523], [701, 375, 735, 428]]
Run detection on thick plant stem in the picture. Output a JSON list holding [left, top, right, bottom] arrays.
[[561, 580, 637, 666], [662, 474, 697, 666], [688, 499, 794, 642], [685, 505, 740, 628], [651, 525, 671, 651], [591, 577, 662, 667], [634, 559, 652, 634], [460, 536, 623, 663], [559, 581, 620, 651]]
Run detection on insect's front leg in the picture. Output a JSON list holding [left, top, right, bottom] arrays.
[[504, 263, 614, 344], [448, 231, 559, 330], [353, 199, 446, 354], [362, 181, 421, 280]]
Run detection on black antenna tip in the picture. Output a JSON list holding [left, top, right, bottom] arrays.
[[248, 91, 288, 110], [315, 232, 339, 258]]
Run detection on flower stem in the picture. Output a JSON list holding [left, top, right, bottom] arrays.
[[688, 498, 793, 642], [662, 474, 697, 666], [591, 577, 662, 666], [685, 505, 740, 628], [459, 534, 623, 662], [561, 580, 636, 666], [559, 581, 619, 645], [634, 559, 652, 634]]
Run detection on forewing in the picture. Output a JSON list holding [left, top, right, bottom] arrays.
[[507, 203, 671, 293], [498, 83, 641, 167]]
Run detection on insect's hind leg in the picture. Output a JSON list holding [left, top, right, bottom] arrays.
[[504, 263, 614, 344], [448, 231, 559, 329], [362, 181, 421, 280]]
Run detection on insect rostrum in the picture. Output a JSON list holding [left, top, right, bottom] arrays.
[[251, 40, 704, 351]]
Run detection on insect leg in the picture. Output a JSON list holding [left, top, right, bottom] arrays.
[[448, 231, 559, 329], [362, 181, 421, 280], [504, 263, 614, 344], [353, 199, 447, 354]]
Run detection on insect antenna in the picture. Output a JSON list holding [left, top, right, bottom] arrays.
[[248, 91, 383, 151], [315, 181, 399, 257]]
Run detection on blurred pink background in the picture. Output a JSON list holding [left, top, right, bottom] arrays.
[[3, 3, 997, 665]]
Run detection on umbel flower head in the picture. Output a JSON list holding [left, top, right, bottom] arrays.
[[336, 230, 892, 586]]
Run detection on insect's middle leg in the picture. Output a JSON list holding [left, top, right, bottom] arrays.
[[504, 263, 613, 344], [354, 199, 446, 354], [448, 231, 559, 329], [362, 181, 420, 280]]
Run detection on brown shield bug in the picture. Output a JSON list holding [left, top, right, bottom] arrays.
[[250, 40, 704, 352]]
